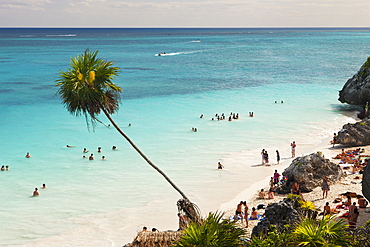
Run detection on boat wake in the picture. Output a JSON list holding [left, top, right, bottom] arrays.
[[155, 51, 199, 56]]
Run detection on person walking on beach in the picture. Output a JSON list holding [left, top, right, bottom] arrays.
[[276, 150, 280, 164], [291, 141, 296, 158], [273, 170, 280, 184], [261, 149, 265, 165], [349, 202, 359, 227], [321, 176, 331, 199]]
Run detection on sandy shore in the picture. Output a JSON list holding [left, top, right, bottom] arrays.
[[223, 142, 370, 237]]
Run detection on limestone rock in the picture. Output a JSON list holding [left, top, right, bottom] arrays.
[[278, 152, 344, 193], [339, 57, 370, 107], [336, 119, 370, 146], [251, 198, 299, 237], [363, 163, 370, 203]]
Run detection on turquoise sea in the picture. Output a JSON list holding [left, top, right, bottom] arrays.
[[0, 28, 368, 246]]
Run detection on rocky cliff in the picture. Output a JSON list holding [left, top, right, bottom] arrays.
[[336, 118, 370, 146], [339, 57, 370, 107], [278, 152, 344, 193], [363, 163, 370, 203]]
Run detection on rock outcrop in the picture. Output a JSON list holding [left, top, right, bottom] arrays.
[[336, 118, 370, 146], [363, 163, 370, 203], [251, 198, 300, 237], [278, 152, 344, 193], [339, 57, 370, 108]]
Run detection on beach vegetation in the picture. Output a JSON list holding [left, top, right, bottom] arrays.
[[286, 193, 303, 201], [365, 219, 370, 227], [291, 215, 350, 246], [248, 215, 351, 247], [360, 57, 370, 80], [298, 200, 316, 211], [246, 225, 292, 246], [346, 220, 370, 247], [56, 49, 201, 223], [173, 212, 246, 247]]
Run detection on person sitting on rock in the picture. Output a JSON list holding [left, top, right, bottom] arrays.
[[358, 196, 368, 208]]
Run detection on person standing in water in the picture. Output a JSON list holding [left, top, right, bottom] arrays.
[[33, 188, 39, 196], [218, 162, 224, 169]]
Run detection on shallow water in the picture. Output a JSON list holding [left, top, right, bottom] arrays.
[[0, 28, 368, 246]]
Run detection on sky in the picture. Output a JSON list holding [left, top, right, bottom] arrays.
[[0, 0, 370, 28]]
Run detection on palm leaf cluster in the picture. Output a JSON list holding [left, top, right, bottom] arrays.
[[174, 212, 246, 247], [247, 215, 351, 247], [292, 216, 350, 246], [56, 49, 121, 128]]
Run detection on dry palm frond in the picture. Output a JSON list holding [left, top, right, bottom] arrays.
[[177, 198, 202, 224], [126, 231, 183, 247]]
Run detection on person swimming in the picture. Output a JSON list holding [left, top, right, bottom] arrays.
[[33, 188, 39, 196]]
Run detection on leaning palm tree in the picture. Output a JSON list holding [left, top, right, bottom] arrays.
[[56, 49, 201, 223]]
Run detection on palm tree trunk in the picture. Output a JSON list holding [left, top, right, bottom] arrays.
[[101, 108, 190, 201]]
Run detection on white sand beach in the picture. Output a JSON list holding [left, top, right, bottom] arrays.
[[222, 141, 370, 237]]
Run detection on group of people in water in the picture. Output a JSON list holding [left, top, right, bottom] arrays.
[[27, 145, 118, 197], [1, 165, 9, 171], [195, 112, 244, 132], [81, 145, 117, 160], [200, 112, 242, 121], [32, 184, 46, 196]]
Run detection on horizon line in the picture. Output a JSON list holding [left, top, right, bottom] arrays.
[[1, 26, 370, 29]]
